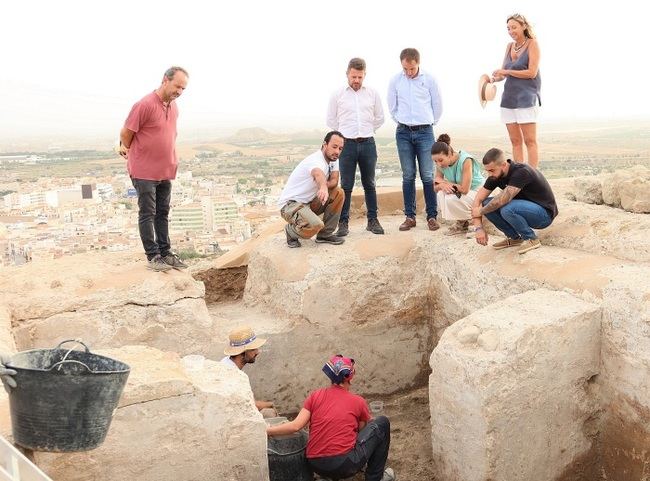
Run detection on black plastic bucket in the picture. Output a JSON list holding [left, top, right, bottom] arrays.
[[6, 340, 130, 452], [268, 430, 312, 481]]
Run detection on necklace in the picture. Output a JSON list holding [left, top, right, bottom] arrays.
[[513, 39, 528, 52]]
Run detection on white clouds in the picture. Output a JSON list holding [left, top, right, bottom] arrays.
[[1, 0, 648, 141]]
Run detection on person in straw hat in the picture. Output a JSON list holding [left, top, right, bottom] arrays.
[[221, 326, 276, 416], [266, 354, 395, 481]]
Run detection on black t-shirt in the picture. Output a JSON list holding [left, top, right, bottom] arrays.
[[483, 160, 558, 219]]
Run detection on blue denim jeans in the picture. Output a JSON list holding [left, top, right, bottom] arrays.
[[131, 178, 172, 259], [307, 416, 390, 481], [396, 125, 437, 219], [483, 198, 552, 240], [339, 138, 378, 222]]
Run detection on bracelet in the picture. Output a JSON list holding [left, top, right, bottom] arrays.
[[472, 216, 482, 219]]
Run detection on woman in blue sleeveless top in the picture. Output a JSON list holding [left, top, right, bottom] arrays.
[[490, 13, 541, 168], [432, 134, 484, 235]]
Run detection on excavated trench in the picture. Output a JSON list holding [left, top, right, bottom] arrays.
[[197, 259, 649, 481]]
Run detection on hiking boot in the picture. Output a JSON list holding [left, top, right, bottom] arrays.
[[162, 253, 188, 269], [445, 220, 469, 236], [399, 217, 416, 231], [366, 218, 385, 235], [315, 235, 345, 245], [382, 467, 396, 481], [492, 238, 524, 250], [285, 225, 301, 248], [427, 217, 440, 231], [336, 220, 349, 237], [147, 254, 173, 272], [517, 238, 541, 254]]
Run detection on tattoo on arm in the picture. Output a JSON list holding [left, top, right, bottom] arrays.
[[480, 185, 521, 215]]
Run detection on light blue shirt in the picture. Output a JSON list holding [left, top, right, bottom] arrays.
[[387, 69, 443, 126]]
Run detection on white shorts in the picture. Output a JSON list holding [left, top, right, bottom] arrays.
[[501, 106, 539, 124]]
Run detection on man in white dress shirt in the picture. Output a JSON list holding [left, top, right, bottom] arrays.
[[327, 58, 385, 236], [278, 131, 346, 248]]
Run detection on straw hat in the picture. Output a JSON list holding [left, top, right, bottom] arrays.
[[223, 326, 267, 356], [478, 74, 497, 108]]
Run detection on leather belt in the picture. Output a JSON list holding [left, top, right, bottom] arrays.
[[345, 137, 373, 143], [398, 123, 432, 131]]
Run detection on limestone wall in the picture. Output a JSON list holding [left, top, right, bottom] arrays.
[[566, 166, 650, 213], [599, 269, 650, 479], [0, 252, 219, 359], [238, 220, 543, 410], [429, 289, 601, 481]]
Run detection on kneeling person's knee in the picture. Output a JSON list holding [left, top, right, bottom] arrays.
[[329, 187, 344, 212]]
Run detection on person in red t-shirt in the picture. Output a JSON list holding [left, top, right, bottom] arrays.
[[267, 355, 394, 481], [119, 66, 189, 272]]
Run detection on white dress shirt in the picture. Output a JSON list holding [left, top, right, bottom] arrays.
[[326, 85, 385, 138], [387, 69, 443, 126]]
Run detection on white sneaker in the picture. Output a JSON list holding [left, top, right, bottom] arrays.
[[381, 467, 396, 481]]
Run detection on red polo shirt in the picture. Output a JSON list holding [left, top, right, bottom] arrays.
[[124, 91, 179, 181], [304, 385, 371, 458]]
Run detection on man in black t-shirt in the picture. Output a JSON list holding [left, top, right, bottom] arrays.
[[471, 148, 558, 254]]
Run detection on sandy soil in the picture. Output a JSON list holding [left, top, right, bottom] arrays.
[[192, 265, 248, 303]]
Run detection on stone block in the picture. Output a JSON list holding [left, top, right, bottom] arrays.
[[572, 176, 603, 205], [429, 289, 601, 481]]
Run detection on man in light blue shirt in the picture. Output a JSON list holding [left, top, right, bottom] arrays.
[[387, 48, 443, 231]]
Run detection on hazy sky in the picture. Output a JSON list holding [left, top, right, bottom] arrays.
[[2, 0, 649, 143]]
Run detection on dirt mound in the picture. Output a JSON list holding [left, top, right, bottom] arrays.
[[193, 266, 248, 304]]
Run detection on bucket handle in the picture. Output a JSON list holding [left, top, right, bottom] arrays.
[[48, 359, 92, 372], [55, 339, 90, 353], [55, 339, 90, 372]]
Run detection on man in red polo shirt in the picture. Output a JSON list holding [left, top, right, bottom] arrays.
[[119, 66, 189, 271], [266, 355, 395, 481]]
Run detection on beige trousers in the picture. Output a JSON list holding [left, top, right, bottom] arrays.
[[437, 189, 478, 221]]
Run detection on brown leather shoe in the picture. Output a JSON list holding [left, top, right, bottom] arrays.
[[399, 217, 416, 231], [427, 218, 440, 231]]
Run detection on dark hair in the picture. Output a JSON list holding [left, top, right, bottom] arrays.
[[324, 131, 344, 144], [400, 48, 420, 63], [482, 148, 506, 165], [164, 66, 189, 80], [347, 58, 366, 72], [431, 133, 453, 156]]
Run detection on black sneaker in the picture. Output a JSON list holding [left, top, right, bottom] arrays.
[[147, 254, 173, 272], [285, 225, 301, 248], [336, 220, 349, 237], [162, 253, 188, 269], [315, 235, 345, 245], [366, 218, 385, 235]]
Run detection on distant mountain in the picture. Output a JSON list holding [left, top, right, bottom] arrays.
[[225, 128, 275, 144]]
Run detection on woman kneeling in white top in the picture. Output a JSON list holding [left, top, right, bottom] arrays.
[[432, 134, 485, 235]]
